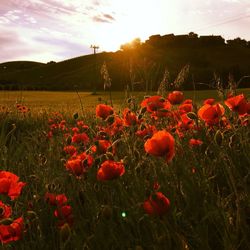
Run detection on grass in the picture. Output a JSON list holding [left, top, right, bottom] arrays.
[[1, 89, 250, 113], [0, 89, 249, 249]]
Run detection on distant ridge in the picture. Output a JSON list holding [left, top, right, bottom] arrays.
[[0, 61, 45, 73], [1, 33, 250, 91]]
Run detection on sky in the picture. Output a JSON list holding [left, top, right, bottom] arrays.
[[1, 0, 250, 63]]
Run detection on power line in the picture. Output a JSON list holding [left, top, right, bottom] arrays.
[[189, 3, 250, 33], [90, 45, 99, 94], [90, 45, 99, 55], [193, 13, 250, 32]]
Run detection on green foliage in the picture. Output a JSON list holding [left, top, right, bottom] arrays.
[[0, 90, 249, 249]]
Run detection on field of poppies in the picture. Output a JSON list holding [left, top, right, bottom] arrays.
[[0, 89, 249, 249]]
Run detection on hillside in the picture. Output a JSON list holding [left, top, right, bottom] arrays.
[[1, 34, 250, 91]]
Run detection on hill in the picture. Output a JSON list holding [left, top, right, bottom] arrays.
[[1, 33, 250, 91]]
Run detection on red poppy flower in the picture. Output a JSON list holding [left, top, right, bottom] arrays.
[[71, 127, 79, 133], [0, 217, 24, 244], [0, 201, 12, 219], [203, 98, 215, 105], [91, 140, 112, 155], [0, 171, 26, 200], [144, 130, 175, 162], [45, 193, 68, 207], [63, 145, 77, 156], [78, 152, 94, 165], [66, 152, 93, 176], [136, 124, 157, 138], [178, 103, 193, 115], [183, 99, 192, 104], [198, 104, 225, 126], [189, 139, 203, 147], [72, 132, 89, 144], [177, 114, 194, 131], [105, 116, 124, 136], [168, 91, 184, 105], [143, 192, 170, 216], [65, 158, 83, 176], [96, 104, 114, 120], [54, 205, 73, 228], [141, 96, 171, 116], [77, 120, 88, 129], [224, 94, 248, 116], [97, 160, 125, 181], [122, 108, 138, 126]]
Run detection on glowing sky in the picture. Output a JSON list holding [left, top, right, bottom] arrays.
[[1, 0, 250, 63]]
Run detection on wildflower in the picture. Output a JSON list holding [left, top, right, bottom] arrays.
[[54, 205, 73, 228], [141, 96, 171, 118], [45, 193, 68, 207], [198, 103, 225, 126], [66, 152, 93, 176], [122, 108, 138, 126], [224, 94, 248, 116], [136, 124, 157, 138], [71, 127, 79, 133], [189, 139, 203, 147], [72, 132, 89, 145], [105, 116, 124, 136], [63, 145, 77, 156], [153, 181, 160, 191], [203, 98, 215, 105], [45, 193, 73, 228], [0, 171, 26, 200], [177, 114, 194, 131], [97, 160, 125, 181], [0, 217, 24, 244], [144, 130, 175, 162], [167, 91, 184, 105], [96, 104, 114, 120], [143, 192, 170, 216], [178, 103, 193, 115], [91, 140, 112, 155], [183, 99, 192, 104]]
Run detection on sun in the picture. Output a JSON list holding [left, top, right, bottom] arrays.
[[92, 0, 172, 52]]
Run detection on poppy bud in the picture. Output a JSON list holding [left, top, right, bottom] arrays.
[[66, 135, 72, 145], [27, 211, 38, 221], [214, 130, 223, 146], [105, 115, 115, 124], [101, 205, 112, 220], [105, 152, 114, 160], [140, 106, 147, 114], [127, 98, 132, 103], [186, 112, 197, 120], [60, 223, 71, 243], [73, 112, 78, 120]]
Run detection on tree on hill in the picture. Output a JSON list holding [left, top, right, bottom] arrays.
[[227, 38, 248, 48]]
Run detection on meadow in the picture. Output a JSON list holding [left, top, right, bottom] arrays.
[[1, 89, 250, 112], [0, 89, 249, 249]]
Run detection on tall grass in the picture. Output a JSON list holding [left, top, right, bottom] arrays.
[[0, 90, 249, 249]]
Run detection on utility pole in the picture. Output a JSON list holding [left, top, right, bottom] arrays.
[[90, 45, 99, 94]]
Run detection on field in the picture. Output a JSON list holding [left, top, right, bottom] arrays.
[[0, 89, 249, 249], [1, 89, 250, 112]]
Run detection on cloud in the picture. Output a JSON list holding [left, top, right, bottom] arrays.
[[103, 14, 115, 21], [0, 29, 20, 46], [1, 0, 250, 63], [92, 0, 100, 6], [93, 13, 115, 23]]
